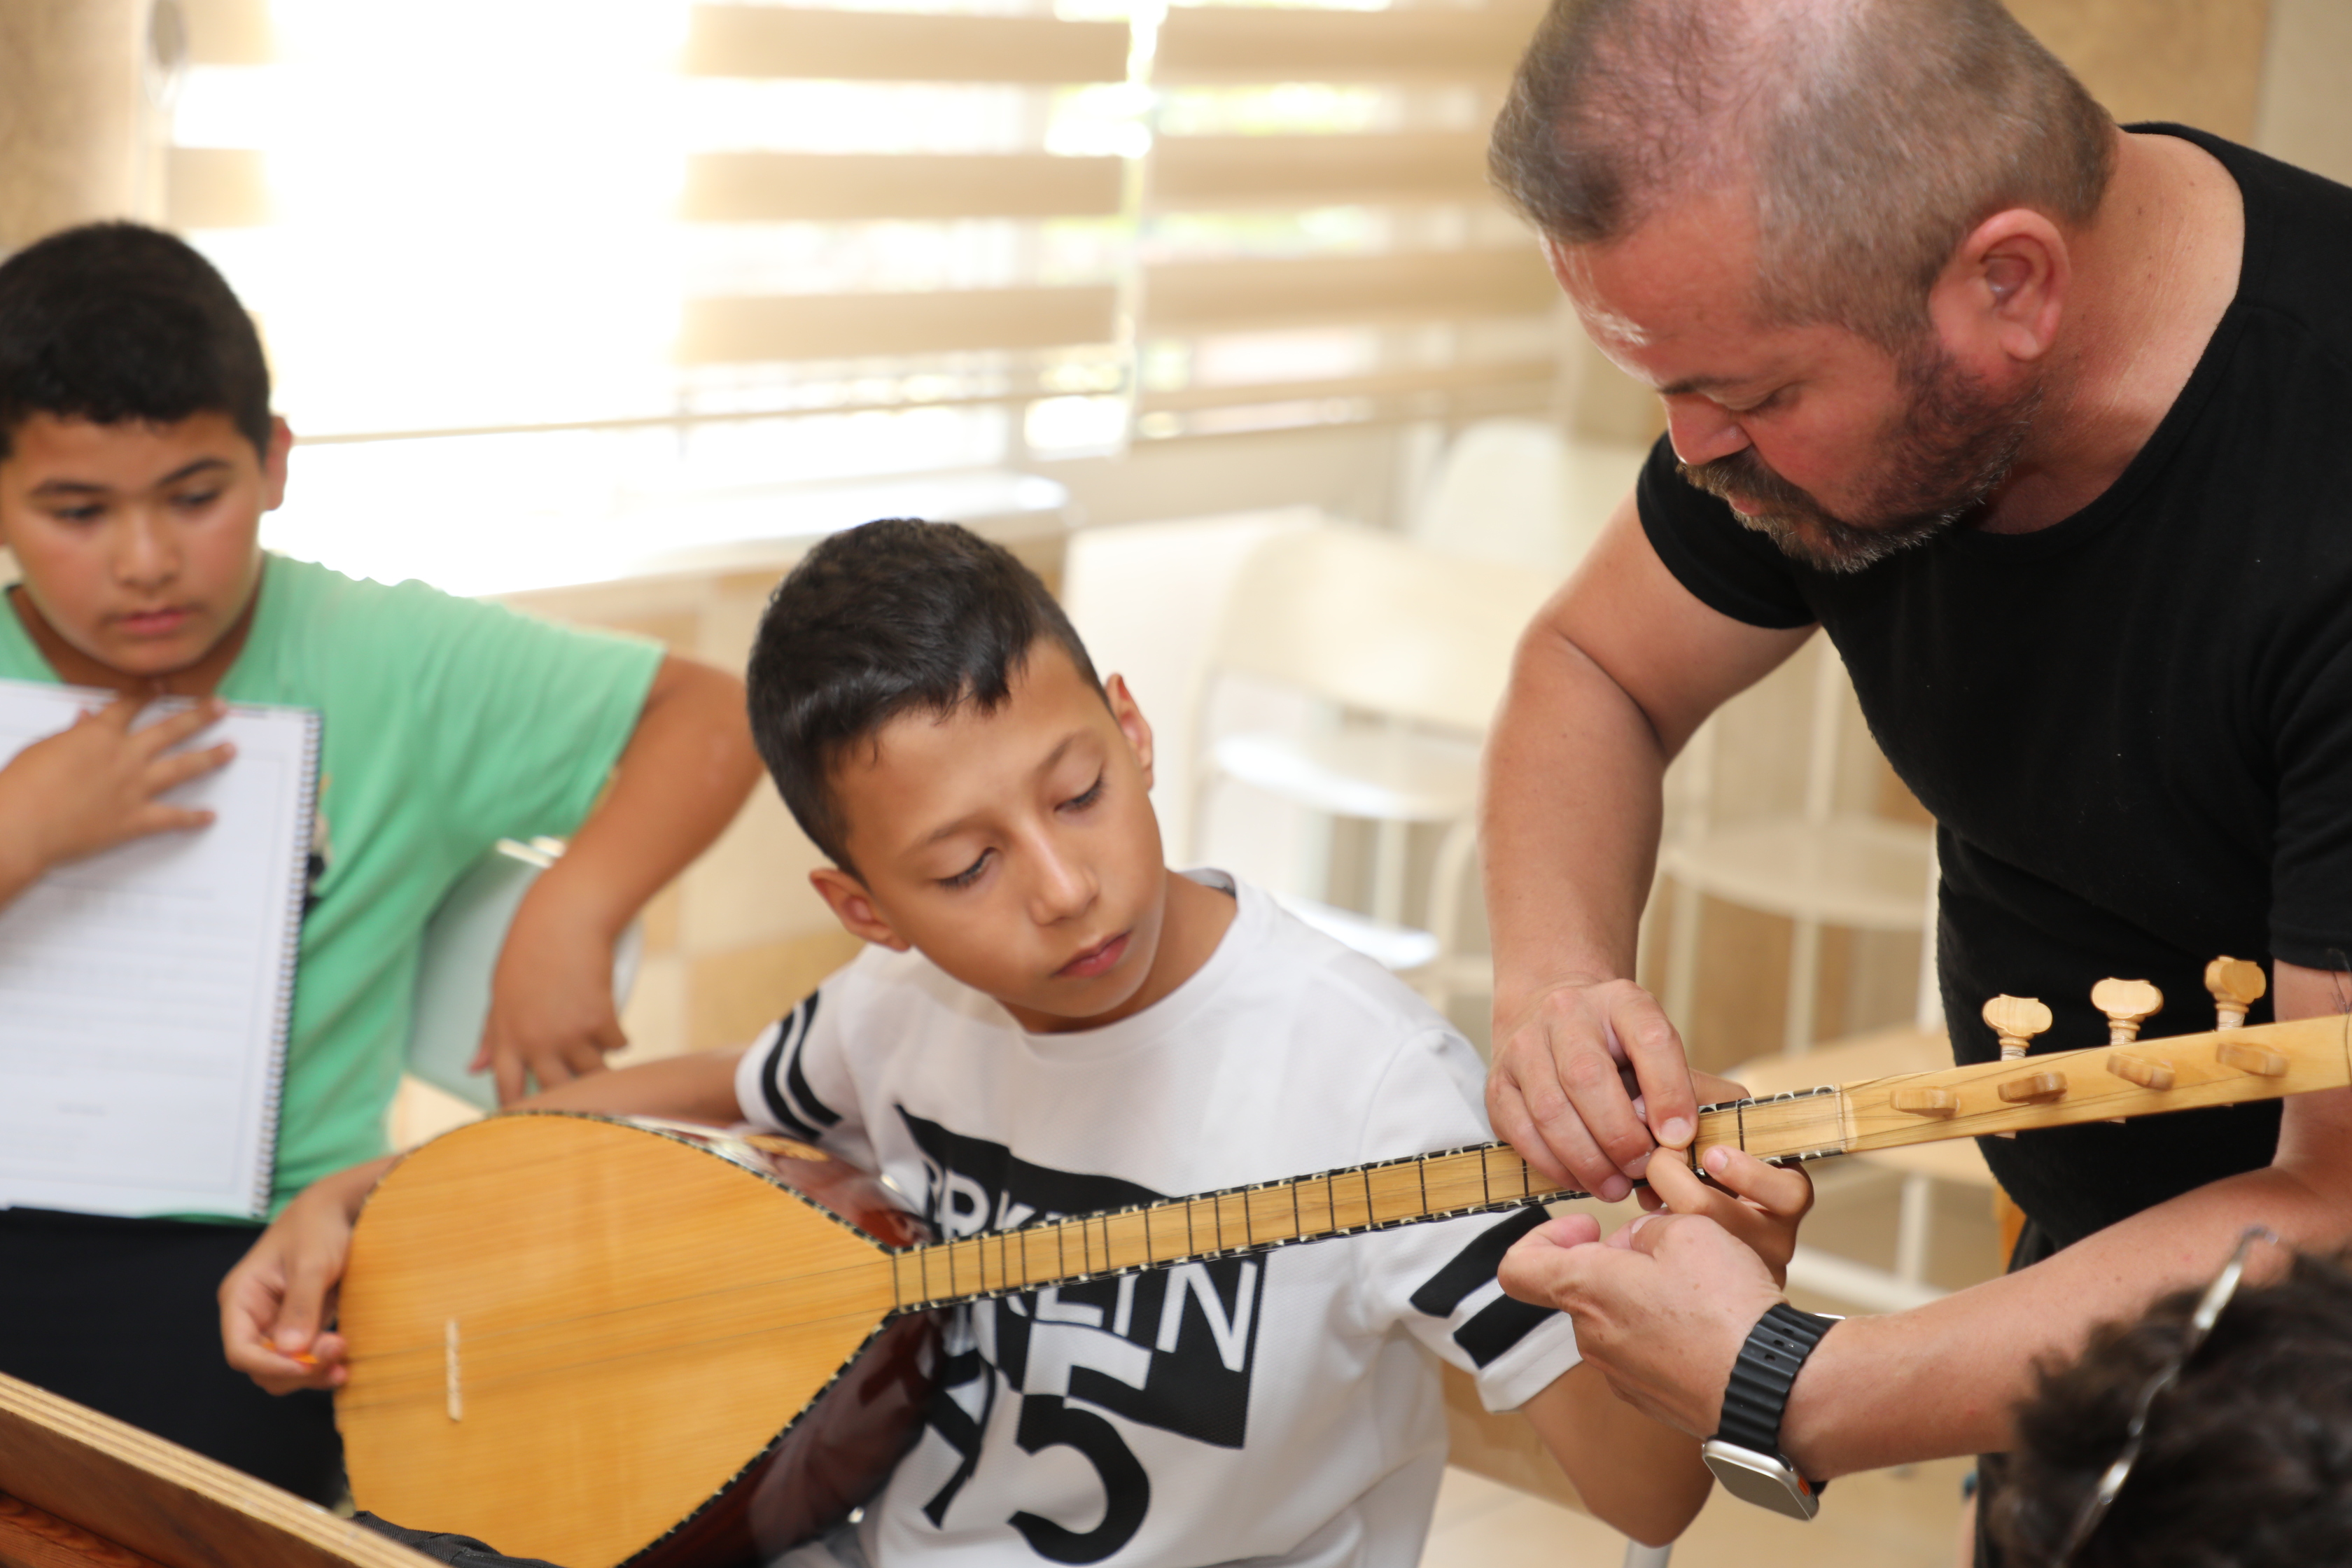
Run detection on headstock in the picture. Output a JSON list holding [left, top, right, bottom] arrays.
[[1704, 957, 2340, 1168]]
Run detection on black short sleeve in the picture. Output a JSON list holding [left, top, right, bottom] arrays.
[[1633, 434, 1817, 630]]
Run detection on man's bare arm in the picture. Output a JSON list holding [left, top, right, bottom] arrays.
[[1502, 961, 2352, 1477], [1483, 493, 1809, 1197]]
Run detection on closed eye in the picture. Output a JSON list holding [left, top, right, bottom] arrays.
[[1062, 771, 1105, 812], [941, 849, 991, 890]]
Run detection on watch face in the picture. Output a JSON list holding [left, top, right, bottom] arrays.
[[1702, 1441, 1821, 1521]]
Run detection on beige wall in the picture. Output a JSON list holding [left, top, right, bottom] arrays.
[[2256, 0, 2352, 186], [0, 0, 167, 253], [2012, 0, 2272, 137]]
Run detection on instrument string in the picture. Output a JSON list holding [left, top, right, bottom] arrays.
[[338, 1252, 895, 1367], [336, 1303, 892, 1414]]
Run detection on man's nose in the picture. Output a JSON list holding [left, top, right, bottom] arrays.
[[1662, 396, 1751, 468]]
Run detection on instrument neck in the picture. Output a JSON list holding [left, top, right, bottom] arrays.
[[891, 1144, 1578, 1310]]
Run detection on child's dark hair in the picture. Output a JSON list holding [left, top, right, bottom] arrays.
[[748, 519, 1105, 872], [1991, 1247, 2352, 1567], [0, 222, 271, 462]]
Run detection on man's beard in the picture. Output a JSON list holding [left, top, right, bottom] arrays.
[[1677, 344, 2042, 574]]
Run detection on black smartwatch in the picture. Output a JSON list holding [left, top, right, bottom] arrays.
[[1702, 1302, 1838, 1520]]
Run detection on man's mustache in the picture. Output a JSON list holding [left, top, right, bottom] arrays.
[[1677, 447, 1821, 515]]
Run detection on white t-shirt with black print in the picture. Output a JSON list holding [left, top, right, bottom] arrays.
[[734, 872, 1581, 1568]]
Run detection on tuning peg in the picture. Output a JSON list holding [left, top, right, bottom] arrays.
[[1982, 996, 2053, 1138], [1891, 1086, 1957, 1117], [2217, 1040, 2288, 1078], [2206, 958, 2267, 1029], [2090, 980, 2163, 1120], [2090, 979, 2164, 1042], [2106, 1053, 2176, 1091], [1996, 1070, 2069, 1105], [1982, 995, 2053, 1059]]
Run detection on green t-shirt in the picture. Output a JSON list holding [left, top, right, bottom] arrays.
[[0, 554, 663, 1214]]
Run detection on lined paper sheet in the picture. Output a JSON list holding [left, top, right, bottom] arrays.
[[0, 680, 318, 1218]]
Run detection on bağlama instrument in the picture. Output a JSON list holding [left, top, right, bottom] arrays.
[[335, 958, 2344, 1568]]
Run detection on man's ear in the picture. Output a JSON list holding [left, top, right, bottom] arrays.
[[809, 866, 910, 951], [260, 416, 293, 512], [1103, 673, 1155, 788], [1931, 208, 2068, 368]]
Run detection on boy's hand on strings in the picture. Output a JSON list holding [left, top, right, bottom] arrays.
[[1623, 1070, 1812, 1284], [475, 896, 628, 1105], [220, 1158, 388, 1394], [0, 694, 234, 887], [1634, 1143, 1813, 1286]]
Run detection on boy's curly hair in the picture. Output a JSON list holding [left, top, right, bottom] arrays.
[[0, 222, 271, 461], [1992, 1247, 2352, 1567]]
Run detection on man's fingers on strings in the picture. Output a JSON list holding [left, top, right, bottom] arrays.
[[1487, 1082, 1576, 1191], [1551, 1037, 1652, 1197], [1637, 1144, 1711, 1214], [1610, 988, 1698, 1152], [1698, 1143, 1814, 1217], [1521, 1059, 1633, 1200]]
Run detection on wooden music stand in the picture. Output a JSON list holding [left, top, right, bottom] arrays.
[[0, 1373, 435, 1568]]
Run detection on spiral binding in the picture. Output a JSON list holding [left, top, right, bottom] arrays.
[[246, 702, 323, 1218]]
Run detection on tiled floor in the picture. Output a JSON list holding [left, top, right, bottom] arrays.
[[1425, 1458, 1970, 1568]]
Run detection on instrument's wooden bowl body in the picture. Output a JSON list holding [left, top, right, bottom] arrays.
[[336, 1114, 936, 1568]]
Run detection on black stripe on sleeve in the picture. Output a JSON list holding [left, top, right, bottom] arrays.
[[755, 999, 827, 1142], [1454, 1295, 1562, 1368], [1410, 1208, 1549, 1317], [780, 992, 841, 1128]]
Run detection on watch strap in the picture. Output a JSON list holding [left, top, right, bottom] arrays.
[[1714, 1302, 1835, 1457]]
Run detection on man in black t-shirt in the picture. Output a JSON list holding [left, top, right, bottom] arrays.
[[1474, 0, 2352, 1556]]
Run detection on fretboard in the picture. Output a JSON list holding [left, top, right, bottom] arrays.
[[887, 1011, 2351, 1312], [890, 1143, 1574, 1310]]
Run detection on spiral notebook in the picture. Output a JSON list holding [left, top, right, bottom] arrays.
[[0, 680, 319, 1219]]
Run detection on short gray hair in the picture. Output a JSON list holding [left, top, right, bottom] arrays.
[[1490, 0, 2115, 347]]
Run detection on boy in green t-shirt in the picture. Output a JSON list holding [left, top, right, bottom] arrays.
[[0, 223, 762, 1499]]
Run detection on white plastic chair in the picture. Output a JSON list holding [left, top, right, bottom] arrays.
[[1188, 526, 1555, 996], [1656, 635, 1934, 1056], [1408, 419, 1636, 579]]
